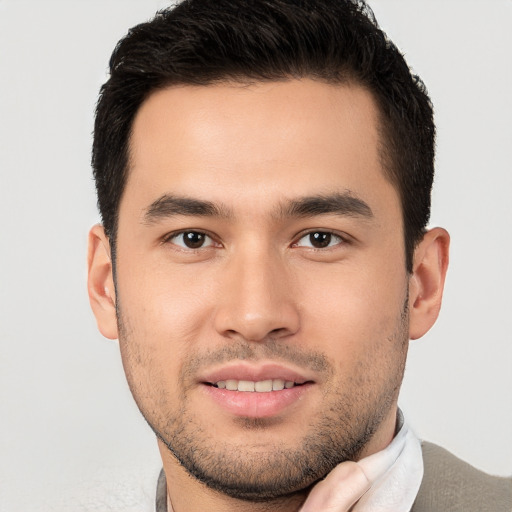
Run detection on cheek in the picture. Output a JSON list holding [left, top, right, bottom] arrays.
[[116, 260, 215, 347], [296, 259, 407, 357], [114, 263, 219, 403]]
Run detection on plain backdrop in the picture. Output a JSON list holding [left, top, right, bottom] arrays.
[[1, 1, 511, 511]]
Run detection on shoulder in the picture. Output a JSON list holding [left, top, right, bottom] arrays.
[[411, 441, 512, 512]]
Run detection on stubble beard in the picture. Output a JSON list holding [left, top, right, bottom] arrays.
[[117, 299, 409, 502]]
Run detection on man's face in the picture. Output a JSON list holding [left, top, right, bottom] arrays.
[[113, 80, 410, 499]]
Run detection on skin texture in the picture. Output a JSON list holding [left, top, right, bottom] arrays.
[[88, 79, 449, 512]]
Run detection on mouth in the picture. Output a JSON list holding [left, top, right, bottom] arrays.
[[207, 378, 306, 392], [199, 364, 315, 418]]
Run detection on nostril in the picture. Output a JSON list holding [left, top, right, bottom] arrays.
[[269, 328, 284, 337]]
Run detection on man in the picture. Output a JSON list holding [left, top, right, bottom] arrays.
[[87, 0, 511, 510]]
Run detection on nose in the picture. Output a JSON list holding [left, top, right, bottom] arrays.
[[213, 247, 300, 343]]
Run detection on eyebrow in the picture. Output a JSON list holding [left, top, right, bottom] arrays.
[[143, 194, 232, 224], [142, 191, 373, 224], [277, 192, 373, 220]]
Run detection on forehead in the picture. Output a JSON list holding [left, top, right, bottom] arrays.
[[124, 79, 398, 219]]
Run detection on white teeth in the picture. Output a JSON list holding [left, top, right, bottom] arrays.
[[255, 379, 273, 392], [214, 379, 298, 392], [272, 379, 285, 391], [225, 380, 238, 391], [238, 380, 255, 392]]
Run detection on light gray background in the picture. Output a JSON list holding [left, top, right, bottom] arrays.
[[1, 1, 511, 511]]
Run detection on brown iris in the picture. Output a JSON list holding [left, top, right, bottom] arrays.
[[182, 231, 207, 249], [309, 232, 332, 248]]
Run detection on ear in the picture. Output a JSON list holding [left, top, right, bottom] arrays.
[[87, 224, 118, 340], [408, 227, 450, 340]]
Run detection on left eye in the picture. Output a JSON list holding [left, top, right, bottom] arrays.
[[168, 231, 215, 249], [295, 231, 344, 249]]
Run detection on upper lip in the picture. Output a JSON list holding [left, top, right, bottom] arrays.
[[199, 362, 315, 385]]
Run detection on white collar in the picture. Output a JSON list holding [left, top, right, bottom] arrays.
[[353, 412, 424, 511]]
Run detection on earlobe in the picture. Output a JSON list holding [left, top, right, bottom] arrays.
[[87, 224, 118, 340], [409, 227, 450, 340]]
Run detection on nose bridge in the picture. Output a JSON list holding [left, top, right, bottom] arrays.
[[214, 241, 299, 341]]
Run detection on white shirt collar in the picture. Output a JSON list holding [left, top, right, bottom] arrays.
[[353, 411, 424, 511]]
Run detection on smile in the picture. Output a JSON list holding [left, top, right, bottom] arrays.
[[213, 379, 299, 392], [199, 363, 315, 417]]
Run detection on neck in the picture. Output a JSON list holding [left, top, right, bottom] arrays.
[[168, 490, 307, 512], [356, 407, 398, 460]]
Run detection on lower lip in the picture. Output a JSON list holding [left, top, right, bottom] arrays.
[[201, 383, 313, 418]]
